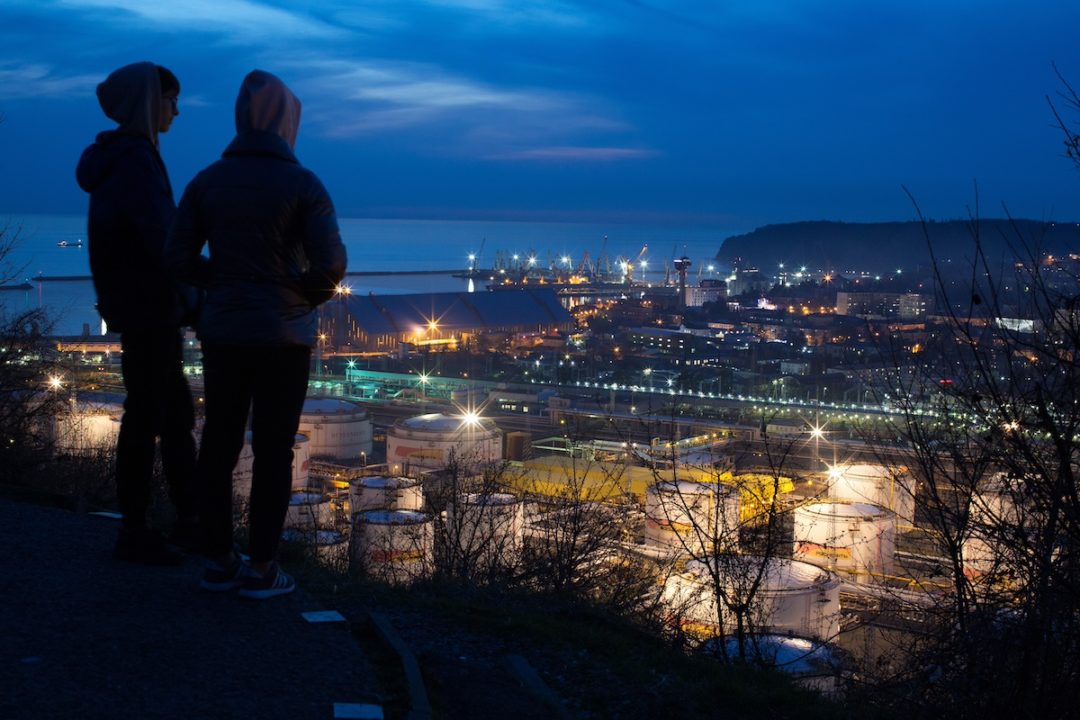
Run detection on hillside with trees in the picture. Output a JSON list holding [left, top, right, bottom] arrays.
[[716, 219, 1080, 271]]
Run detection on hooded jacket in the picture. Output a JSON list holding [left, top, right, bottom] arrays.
[[165, 70, 347, 347], [76, 61, 185, 332]]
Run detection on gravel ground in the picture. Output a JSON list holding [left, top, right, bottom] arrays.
[[0, 498, 377, 720]]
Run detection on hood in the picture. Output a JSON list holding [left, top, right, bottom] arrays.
[[76, 132, 156, 193], [95, 61, 162, 147], [234, 70, 301, 149]]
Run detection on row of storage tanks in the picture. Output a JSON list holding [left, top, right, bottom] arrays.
[[278, 475, 524, 586], [644, 462, 912, 578], [52, 395, 375, 468], [54, 401, 897, 641]]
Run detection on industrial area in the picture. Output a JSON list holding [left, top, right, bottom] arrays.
[[37, 249, 1076, 699]]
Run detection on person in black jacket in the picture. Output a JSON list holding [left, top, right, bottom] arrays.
[[167, 70, 347, 599], [76, 62, 198, 566]]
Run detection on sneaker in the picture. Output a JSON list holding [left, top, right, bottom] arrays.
[[114, 527, 184, 567], [238, 562, 295, 600], [199, 556, 253, 592]]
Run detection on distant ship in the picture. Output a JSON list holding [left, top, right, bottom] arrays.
[[57, 239, 83, 248]]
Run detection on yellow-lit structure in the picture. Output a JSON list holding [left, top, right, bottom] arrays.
[[503, 455, 793, 522]]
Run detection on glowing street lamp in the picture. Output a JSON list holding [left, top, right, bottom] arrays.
[[47, 375, 64, 391]]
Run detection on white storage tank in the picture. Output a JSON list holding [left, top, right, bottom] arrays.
[[349, 476, 423, 514], [352, 509, 434, 584], [285, 490, 333, 529], [644, 480, 741, 554], [828, 463, 916, 526], [232, 432, 311, 500], [962, 473, 1028, 582], [448, 492, 524, 569], [52, 399, 123, 454], [794, 501, 896, 579], [662, 556, 840, 642], [298, 398, 373, 463], [386, 413, 502, 474]]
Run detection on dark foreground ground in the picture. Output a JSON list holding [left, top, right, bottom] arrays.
[[1, 494, 849, 720], [0, 497, 377, 720]]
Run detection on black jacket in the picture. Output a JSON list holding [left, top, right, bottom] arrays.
[[165, 130, 347, 347], [76, 131, 186, 332]]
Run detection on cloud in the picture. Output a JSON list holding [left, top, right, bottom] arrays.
[[294, 57, 562, 115], [420, 0, 590, 28], [176, 94, 212, 108], [489, 146, 658, 161], [282, 55, 645, 160], [288, 56, 575, 132], [56, 0, 343, 41], [0, 62, 99, 99]]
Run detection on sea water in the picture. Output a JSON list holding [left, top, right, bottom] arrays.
[[0, 214, 735, 335]]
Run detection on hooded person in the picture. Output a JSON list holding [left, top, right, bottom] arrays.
[[167, 70, 347, 599], [76, 62, 199, 566]]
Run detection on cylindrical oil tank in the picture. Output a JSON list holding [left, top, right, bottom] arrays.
[[298, 398, 373, 462], [349, 476, 423, 514], [828, 463, 915, 525], [644, 481, 741, 554], [386, 413, 502, 474], [285, 490, 333, 529], [447, 492, 524, 568], [52, 399, 123, 454], [662, 556, 840, 642], [793, 501, 896, 578], [352, 509, 434, 583], [233, 432, 311, 500], [962, 474, 1026, 581]]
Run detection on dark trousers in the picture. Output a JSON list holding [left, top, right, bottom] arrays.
[[198, 343, 311, 563], [117, 329, 197, 529]]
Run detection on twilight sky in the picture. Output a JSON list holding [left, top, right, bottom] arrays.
[[1, 0, 1078, 229]]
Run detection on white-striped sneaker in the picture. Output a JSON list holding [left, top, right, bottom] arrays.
[[238, 562, 295, 600], [199, 556, 254, 592]]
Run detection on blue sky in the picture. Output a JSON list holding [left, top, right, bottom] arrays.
[[1, 0, 1078, 229]]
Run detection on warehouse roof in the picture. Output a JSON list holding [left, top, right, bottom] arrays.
[[343, 289, 572, 336]]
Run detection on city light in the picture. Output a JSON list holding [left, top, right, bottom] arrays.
[[334, 283, 352, 295], [47, 375, 63, 391]]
